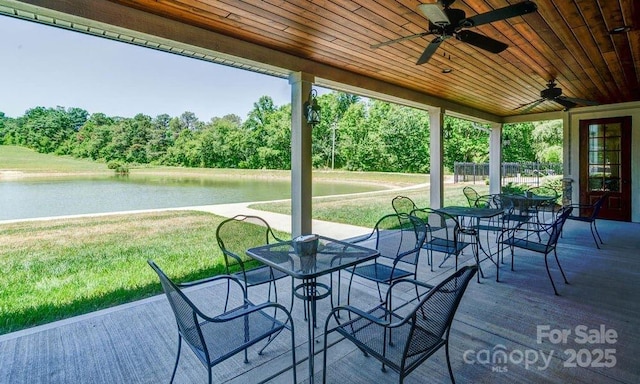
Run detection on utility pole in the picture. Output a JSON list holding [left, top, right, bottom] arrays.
[[331, 121, 336, 169]]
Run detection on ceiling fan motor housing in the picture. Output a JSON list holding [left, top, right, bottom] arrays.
[[541, 86, 562, 99], [429, 8, 466, 34], [440, 0, 456, 8], [447, 8, 466, 28]]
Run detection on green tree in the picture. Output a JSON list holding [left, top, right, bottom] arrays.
[[116, 114, 153, 163], [179, 111, 202, 131], [311, 92, 360, 168], [443, 117, 490, 171], [338, 102, 381, 171], [73, 113, 115, 160], [103, 119, 129, 162], [242, 96, 278, 168], [0, 112, 6, 143], [146, 114, 174, 163], [166, 128, 201, 167], [502, 122, 537, 163], [378, 103, 430, 173], [256, 105, 291, 169], [18, 106, 75, 154], [211, 114, 242, 126], [532, 120, 563, 162], [199, 115, 243, 168], [67, 107, 89, 130]]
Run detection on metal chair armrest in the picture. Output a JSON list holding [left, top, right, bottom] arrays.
[[325, 304, 391, 329], [220, 249, 244, 265], [348, 231, 375, 244], [385, 278, 434, 310], [213, 301, 292, 323], [176, 273, 244, 290], [387, 277, 434, 294]]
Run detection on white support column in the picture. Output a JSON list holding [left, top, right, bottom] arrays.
[[562, 111, 575, 206], [428, 107, 444, 209], [289, 72, 314, 237], [489, 122, 503, 195], [562, 111, 571, 175]]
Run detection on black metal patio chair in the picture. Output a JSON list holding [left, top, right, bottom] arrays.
[[443, 194, 529, 283], [498, 206, 573, 295], [463, 186, 480, 207], [495, 194, 535, 226], [322, 265, 478, 384], [392, 195, 418, 215], [147, 260, 297, 384], [346, 213, 428, 303], [566, 192, 609, 249], [216, 215, 291, 310], [474, 194, 530, 234], [527, 186, 561, 223], [410, 207, 473, 272]]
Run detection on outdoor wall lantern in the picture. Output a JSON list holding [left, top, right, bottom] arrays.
[[503, 134, 511, 147], [304, 89, 321, 127]]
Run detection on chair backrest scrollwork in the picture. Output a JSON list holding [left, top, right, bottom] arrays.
[[405, 266, 477, 358]]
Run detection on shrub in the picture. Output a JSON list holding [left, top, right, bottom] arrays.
[[540, 176, 563, 198], [107, 161, 129, 175], [502, 182, 528, 195]]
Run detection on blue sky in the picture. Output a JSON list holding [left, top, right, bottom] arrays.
[[0, 15, 294, 122]]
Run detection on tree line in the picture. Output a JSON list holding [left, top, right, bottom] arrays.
[[0, 91, 562, 173]]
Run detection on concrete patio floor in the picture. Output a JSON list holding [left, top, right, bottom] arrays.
[[1, 216, 639, 384]]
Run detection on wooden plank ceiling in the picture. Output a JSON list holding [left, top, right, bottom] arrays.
[[106, 1, 639, 117]]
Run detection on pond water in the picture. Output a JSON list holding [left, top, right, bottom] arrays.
[[0, 175, 381, 221]]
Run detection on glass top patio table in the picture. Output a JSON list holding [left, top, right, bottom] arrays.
[[246, 235, 379, 279], [436, 206, 504, 282], [507, 193, 555, 203], [436, 206, 504, 219], [247, 235, 379, 384], [505, 193, 558, 223]]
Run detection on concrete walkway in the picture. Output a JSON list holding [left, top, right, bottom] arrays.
[[183, 180, 441, 239], [181, 202, 372, 239]]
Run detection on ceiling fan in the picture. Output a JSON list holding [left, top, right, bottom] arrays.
[[371, 0, 538, 65], [517, 79, 600, 112]]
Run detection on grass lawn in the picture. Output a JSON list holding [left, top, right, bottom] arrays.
[[0, 145, 110, 174], [0, 210, 287, 334]]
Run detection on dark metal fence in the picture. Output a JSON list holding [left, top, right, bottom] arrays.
[[454, 162, 563, 186]]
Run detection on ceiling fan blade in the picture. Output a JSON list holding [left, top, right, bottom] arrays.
[[371, 31, 434, 49], [416, 37, 444, 65], [558, 96, 599, 106], [456, 30, 508, 53], [553, 98, 578, 110], [417, 4, 450, 26], [438, 0, 457, 7], [519, 99, 545, 113], [514, 99, 541, 110], [463, 1, 538, 28]]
